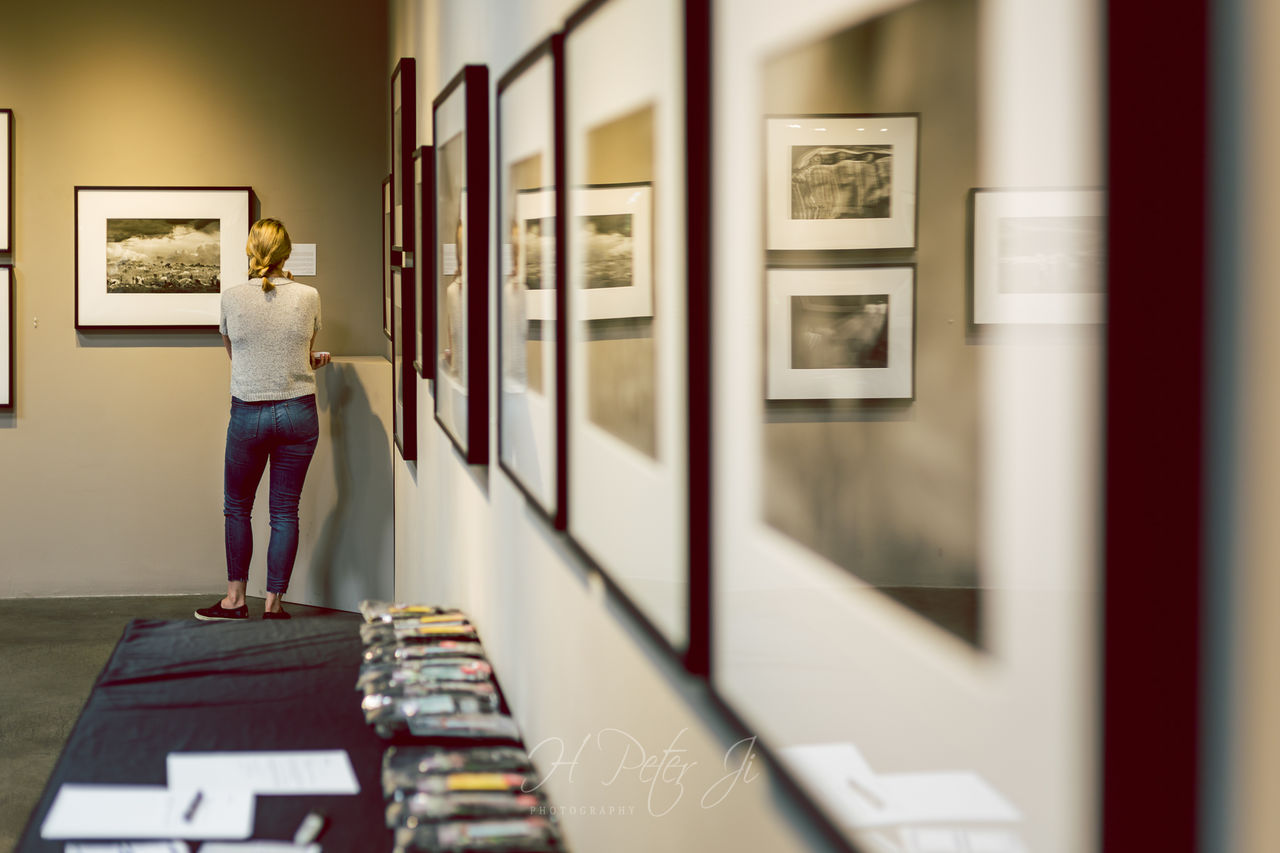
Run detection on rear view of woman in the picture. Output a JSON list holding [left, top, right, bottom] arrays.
[[195, 218, 331, 622]]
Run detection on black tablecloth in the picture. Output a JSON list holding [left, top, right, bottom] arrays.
[[16, 615, 392, 851]]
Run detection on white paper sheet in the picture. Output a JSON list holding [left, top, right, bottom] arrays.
[[283, 244, 316, 276], [198, 843, 320, 853], [66, 843, 189, 853], [166, 750, 360, 796], [41, 785, 253, 840], [780, 742, 1020, 829]]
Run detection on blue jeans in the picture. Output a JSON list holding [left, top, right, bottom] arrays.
[[224, 394, 319, 594]]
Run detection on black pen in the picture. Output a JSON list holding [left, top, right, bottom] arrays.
[[182, 790, 204, 823]]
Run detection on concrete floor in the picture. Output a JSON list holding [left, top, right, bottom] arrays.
[[0, 595, 350, 849]]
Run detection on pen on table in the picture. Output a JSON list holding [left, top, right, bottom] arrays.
[[182, 789, 204, 823]]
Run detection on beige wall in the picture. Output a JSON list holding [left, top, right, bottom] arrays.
[[0, 0, 392, 598]]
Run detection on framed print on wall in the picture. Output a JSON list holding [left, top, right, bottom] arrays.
[[497, 33, 564, 524], [565, 0, 695, 651], [520, 183, 653, 322], [0, 265, 12, 410], [74, 186, 252, 329], [433, 64, 490, 464], [970, 187, 1105, 325], [765, 266, 915, 400], [765, 114, 919, 251], [382, 174, 393, 339], [391, 58, 416, 255], [413, 146, 435, 381], [392, 265, 417, 461], [1, 109, 11, 253]]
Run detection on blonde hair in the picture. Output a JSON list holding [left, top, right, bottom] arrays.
[[246, 218, 293, 292]]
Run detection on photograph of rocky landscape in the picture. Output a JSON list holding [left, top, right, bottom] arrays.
[[105, 218, 222, 294]]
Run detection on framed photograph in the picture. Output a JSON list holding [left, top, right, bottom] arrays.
[[765, 114, 919, 251], [433, 64, 490, 464], [0, 265, 12, 410], [392, 265, 417, 461], [413, 146, 435, 381], [1, 109, 11, 253], [565, 0, 699, 652], [970, 187, 1105, 324], [765, 266, 915, 400], [382, 174, 392, 339], [498, 34, 564, 524], [74, 186, 252, 330], [520, 183, 652, 322], [391, 58, 416, 254]]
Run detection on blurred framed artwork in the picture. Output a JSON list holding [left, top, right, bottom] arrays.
[[518, 183, 653, 322], [413, 146, 435, 381], [391, 58, 416, 255], [765, 114, 919, 251], [970, 187, 1105, 324], [1, 109, 11, 252], [0, 265, 11, 410], [382, 174, 392, 339], [433, 64, 490, 464], [564, 0, 703, 653], [73, 186, 252, 330], [497, 34, 564, 524], [765, 266, 915, 400]]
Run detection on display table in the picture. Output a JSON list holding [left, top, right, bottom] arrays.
[[16, 616, 392, 851]]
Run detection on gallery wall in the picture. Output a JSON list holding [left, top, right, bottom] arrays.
[[0, 0, 392, 598]]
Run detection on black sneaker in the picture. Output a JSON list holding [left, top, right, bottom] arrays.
[[262, 609, 291, 620], [194, 601, 249, 621]]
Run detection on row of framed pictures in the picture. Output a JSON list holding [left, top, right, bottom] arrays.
[[387, 0, 701, 653], [1, 108, 12, 410]]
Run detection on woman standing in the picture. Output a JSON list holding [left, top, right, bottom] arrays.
[[195, 218, 331, 622]]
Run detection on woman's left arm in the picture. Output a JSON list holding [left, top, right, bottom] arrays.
[[222, 334, 232, 359]]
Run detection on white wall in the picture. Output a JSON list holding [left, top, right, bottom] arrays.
[[390, 2, 847, 851]]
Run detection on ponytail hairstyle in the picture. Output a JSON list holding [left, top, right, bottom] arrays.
[[246, 218, 294, 292]]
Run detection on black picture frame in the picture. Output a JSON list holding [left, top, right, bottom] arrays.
[[382, 174, 392, 340], [1, 109, 12, 254], [391, 58, 416, 256], [73, 186, 254, 330], [413, 146, 436, 382], [392, 264, 417, 461], [496, 33, 567, 528], [560, 0, 711, 668], [432, 64, 490, 465], [0, 264, 12, 411], [391, 59, 418, 462]]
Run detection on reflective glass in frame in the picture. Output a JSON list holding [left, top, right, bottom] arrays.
[[497, 37, 562, 523], [433, 65, 490, 463], [564, 0, 690, 649], [712, 2, 1107, 852]]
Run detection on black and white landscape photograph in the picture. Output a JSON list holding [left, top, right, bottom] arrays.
[[790, 293, 889, 370], [789, 144, 893, 220], [105, 219, 221, 294], [522, 216, 552, 290], [579, 213, 633, 290], [997, 215, 1105, 295]]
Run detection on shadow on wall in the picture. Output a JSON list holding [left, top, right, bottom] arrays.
[[310, 362, 394, 609]]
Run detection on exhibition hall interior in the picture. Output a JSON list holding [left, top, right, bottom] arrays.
[[0, 0, 1269, 851]]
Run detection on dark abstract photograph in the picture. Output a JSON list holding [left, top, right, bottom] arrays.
[[790, 293, 889, 369]]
